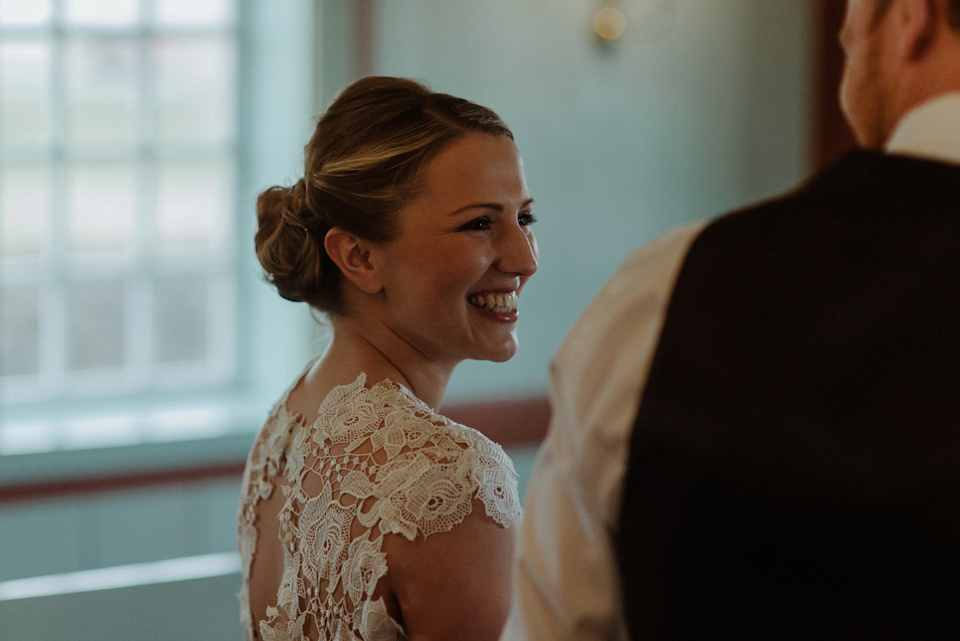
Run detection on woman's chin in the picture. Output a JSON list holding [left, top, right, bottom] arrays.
[[480, 340, 518, 363]]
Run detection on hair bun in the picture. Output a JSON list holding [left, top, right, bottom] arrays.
[[254, 180, 331, 307]]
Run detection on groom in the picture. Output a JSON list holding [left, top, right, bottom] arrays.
[[503, 0, 960, 639]]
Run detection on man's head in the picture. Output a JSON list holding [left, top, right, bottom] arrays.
[[840, 0, 960, 148]]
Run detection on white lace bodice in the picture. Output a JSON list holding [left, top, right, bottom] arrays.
[[237, 372, 522, 641]]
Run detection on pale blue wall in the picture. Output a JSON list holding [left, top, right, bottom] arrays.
[[348, 0, 814, 402]]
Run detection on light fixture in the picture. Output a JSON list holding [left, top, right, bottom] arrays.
[[591, 0, 676, 48], [594, 6, 627, 44]]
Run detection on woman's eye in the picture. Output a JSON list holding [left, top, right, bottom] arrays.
[[458, 217, 492, 231], [519, 212, 537, 226]]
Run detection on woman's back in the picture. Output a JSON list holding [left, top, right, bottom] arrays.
[[238, 369, 521, 641]]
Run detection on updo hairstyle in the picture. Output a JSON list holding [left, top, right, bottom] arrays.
[[255, 76, 514, 316]]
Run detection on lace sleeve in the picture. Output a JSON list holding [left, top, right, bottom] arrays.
[[351, 398, 522, 541], [471, 435, 522, 527]]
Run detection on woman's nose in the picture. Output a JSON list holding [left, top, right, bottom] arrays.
[[497, 225, 538, 277]]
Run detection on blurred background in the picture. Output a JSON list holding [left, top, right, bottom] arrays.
[[0, 0, 851, 638]]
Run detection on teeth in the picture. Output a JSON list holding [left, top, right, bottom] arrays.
[[468, 291, 518, 313]]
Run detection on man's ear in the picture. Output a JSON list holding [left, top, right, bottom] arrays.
[[324, 227, 384, 295], [896, 0, 938, 61]]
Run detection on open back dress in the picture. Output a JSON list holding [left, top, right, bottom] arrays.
[[237, 370, 522, 640]]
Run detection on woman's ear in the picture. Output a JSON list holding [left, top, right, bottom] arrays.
[[324, 227, 384, 295]]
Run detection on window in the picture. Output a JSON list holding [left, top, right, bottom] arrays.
[[0, 0, 239, 406]]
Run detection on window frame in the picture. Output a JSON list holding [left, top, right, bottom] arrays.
[[0, 0, 319, 483], [0, 0, 241, 406]]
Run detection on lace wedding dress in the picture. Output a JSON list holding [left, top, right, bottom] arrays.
[[238, 371, 522, 641]]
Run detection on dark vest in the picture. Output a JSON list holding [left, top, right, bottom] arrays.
[[616, 151, 960, 640]]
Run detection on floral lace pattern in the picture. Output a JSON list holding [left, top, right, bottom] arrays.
[[238, 373, 522, 641]]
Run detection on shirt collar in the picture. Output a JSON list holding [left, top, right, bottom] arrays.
[[885, 92, 960, 164]]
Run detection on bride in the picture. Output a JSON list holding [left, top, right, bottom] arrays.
[[238, 76, 539, 641]]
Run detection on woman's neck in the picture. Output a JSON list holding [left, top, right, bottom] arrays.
[[317, 319, 455, 410]]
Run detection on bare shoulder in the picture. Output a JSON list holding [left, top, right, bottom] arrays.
[[383, 498, 516, 641]]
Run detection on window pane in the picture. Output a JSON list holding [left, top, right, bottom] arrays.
[[67, 160, 137, 257], [0, 162, 51, 259], [0, 0, 52, 25], [65, 37, 139, 146], [64, 0, 139, 27], [154, 36, 236, 144], [155, 157, 233, 255], [153, 0, 235, 27], [66, 280, 125, 370], [0, 0, 241, 406], [154, 277, 208, 363], [0, 39, 53, 148], [0, 285, 40, 377]]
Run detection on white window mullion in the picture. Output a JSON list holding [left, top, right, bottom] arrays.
[[126, 0, 155, 390], [45, 0, 68, 401]]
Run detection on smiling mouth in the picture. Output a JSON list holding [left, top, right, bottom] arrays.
[[467, 291, 519, 313]]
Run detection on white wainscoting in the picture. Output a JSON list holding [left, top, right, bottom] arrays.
[[0, 556, 242, 641]]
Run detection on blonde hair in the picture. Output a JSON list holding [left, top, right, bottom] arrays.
[[255, 77, 513, 315]]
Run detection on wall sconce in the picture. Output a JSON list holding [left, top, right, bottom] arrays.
[[592, 0, 675, 48], [594, 6, 627, 45]]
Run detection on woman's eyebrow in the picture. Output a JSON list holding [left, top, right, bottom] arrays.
[[447, 198, 534, 216]]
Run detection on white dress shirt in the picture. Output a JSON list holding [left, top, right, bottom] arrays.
[[885, 92, 960, 162], [501, 92, 960, 641], [500, 222, 704, 641]]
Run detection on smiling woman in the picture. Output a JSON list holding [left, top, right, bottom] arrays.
[[371, 132, 538, 369], [239, 77, 537, 641]]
